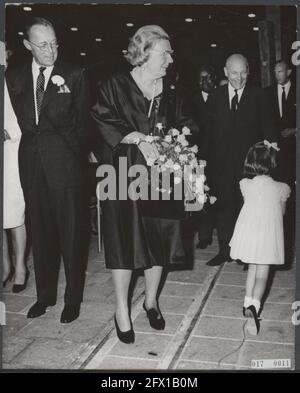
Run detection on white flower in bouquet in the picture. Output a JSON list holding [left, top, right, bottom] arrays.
[[165, 159, 174, 168], [145, 135, 155, 143], [199, 160, 207, 167], [171, 128, 180, 137], [182, 126, 191, 135], [174, 176, 182, 184], [190, 158, 198, 168], [210, 196, 217, 204], [204, 184, 210, 191], [181, 140, 189, 147], [164, 135, 172, 143], [173, 163, 181, 171], [179, 154, 188, 163], [174, 145, 182, 153], [197, 193, 207, 204], [190, 145, 198, 154], [159, 155, 166, 162], [156, 123, 163, 131], [177, 134, 186, 143]]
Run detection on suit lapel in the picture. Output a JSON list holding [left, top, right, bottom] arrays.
[[19, 63, 36, 126], [217, 86, 231, 139]]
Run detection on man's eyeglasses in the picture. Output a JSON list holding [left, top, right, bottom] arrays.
[[27, 40, 59, 52]]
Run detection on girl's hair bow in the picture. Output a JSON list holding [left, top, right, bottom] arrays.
[[263, 140, 280, 151]]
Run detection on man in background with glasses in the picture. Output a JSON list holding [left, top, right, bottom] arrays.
[[6, 17, 91, 323]]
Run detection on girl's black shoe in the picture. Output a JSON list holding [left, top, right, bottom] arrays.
[[114, 314, 135, 344], [245, 305, 260, 334], [143, 302, 165, 330], [12, 270, 30, 293]]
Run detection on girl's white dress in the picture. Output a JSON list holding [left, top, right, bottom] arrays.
[[230, 175, 290, 265], [3, 81, 25, 229]]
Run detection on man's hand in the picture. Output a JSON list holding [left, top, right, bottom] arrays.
[[281, 128, 296, 138], [4, 129, 11, 141]]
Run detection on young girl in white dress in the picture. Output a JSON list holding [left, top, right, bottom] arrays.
[[230, 140, 290, 334]]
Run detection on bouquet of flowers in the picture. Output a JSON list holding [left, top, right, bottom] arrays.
[[145, 123, 217, 212]]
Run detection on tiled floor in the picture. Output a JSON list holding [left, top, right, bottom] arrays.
[[2, 233, 296, 371]]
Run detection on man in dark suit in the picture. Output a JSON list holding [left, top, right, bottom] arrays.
[[6, 17, 90, 322], [206, 54, 277, 266], [266, 60, 296, 264], [192, 65, 217, 249]]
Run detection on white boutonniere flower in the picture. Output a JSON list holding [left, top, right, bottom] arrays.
[[51, 75, 71, 93]]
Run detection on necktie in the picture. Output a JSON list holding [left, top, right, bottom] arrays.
[[231, 89, 239, 111], [36, 66, 46, 120], [281, 86, 287, 118]]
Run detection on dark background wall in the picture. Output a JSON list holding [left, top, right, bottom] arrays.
[[5, 4, 297, 102]]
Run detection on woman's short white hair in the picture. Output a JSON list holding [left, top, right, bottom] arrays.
[[124, 25, 169, 66]]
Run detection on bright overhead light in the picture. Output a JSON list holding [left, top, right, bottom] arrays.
[[18, 31, 24, 36], [211, 43, 217, 48], [253, 27, 259, 31], [95, 38, 102, 42], [248, 13, 256, 18], [80, 52, 86, 56], [185, 18, 193, 22], [126, 23, 134, 27], [23, 6, 32, 11], [70, 27, 78, 31]]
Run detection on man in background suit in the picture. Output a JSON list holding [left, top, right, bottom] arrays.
[[6, 17, 90, 323], [266, 60, 296, 264], [206, 54, 277, 266], [192, 65, 217, 249]]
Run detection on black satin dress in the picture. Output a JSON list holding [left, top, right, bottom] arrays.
[[91, 72, 199, 269]]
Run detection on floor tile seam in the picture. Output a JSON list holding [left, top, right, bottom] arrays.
[[159, 266, 225, 369]]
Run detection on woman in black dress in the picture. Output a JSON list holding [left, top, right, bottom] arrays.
[[91, 25, 198, 343]]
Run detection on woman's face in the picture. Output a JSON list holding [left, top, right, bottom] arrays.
[[145, 39, 173, 79]]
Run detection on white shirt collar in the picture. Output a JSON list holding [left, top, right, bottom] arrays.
[[228, 82, 246, 100], [201, 91, 209, 102], [32, 58, 54, 87], [277, 80, 291, 96]]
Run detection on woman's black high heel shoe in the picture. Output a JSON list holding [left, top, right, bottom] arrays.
[[143, 302, 165, 330], [114, 314, 135, 344], [12, 269, 30, 293]]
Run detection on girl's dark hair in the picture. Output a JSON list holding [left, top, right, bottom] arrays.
[[243, 141, 277, 178]]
